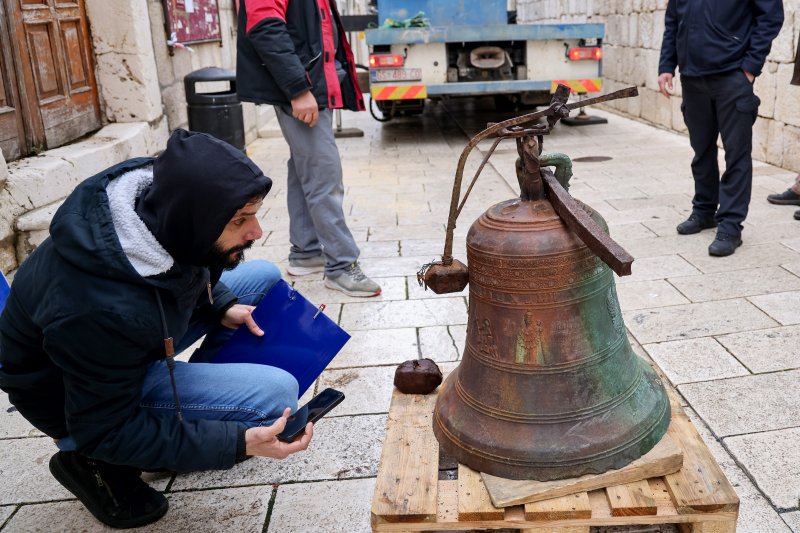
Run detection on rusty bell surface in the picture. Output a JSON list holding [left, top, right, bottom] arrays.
[[432, 194, 671, 481]]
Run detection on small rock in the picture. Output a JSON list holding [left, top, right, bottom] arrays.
[[393, 358, 443, 394]]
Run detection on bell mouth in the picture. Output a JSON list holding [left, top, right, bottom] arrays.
[[433, 360, 672, 481]]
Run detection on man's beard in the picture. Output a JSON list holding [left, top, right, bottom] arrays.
[[204, 240, 254, 271]]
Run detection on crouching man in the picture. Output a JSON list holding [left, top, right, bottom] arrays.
[[0, 129, 311, 528]]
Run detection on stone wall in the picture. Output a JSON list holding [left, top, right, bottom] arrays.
[[517, 0, 800, 172]]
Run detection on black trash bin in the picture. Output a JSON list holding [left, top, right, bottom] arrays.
[[185, 67, 245, 150]]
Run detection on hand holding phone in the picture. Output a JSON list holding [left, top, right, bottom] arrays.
[[244, 407, 313, 459], [277, 388, 345, 442]]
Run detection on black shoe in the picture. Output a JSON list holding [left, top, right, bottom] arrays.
[[795, 209, 800, 221], [677, 214, 717, 235], [49, 451, 168, 529], [767, 189, 800, 205], [708, 232, 743, 257]]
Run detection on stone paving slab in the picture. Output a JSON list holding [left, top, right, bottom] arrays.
[[318, 366, 395, 416], [367, 223, 445, 242], [615, 279, 691, 310], [680, 242, 800, 274], [0, 392, 40, 439], [643, 337, 750, 385], [684, 408, 793, 533], [0, 437, 73, 505], [329, 327, 418, 369], [268, 477, 375, 533], [170, 414, 385, 491], [3, 486, 272, 533], [614, 254, 700, 284], [0, 506, 13, 529], [749, 291, 800, 325], [339, 297, 468, 331], [358, 255, 439, 278], [623, 298, 779, 343], [716, 325, 800, 374], [605, 221, 659, 241], [725, 427, 800, 509], [782, 511, 800, 531], [621, 233, 715, 258], [679, 369, 800, 436], [419, 324, 467, 362], [668, 266, 800, 302], [784, 260, 800, 277]]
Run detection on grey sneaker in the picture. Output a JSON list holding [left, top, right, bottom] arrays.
[[325, 263, 381, 297], [287, 255, 325, 276]]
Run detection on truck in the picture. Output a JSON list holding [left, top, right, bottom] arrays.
[[364, 0, 605, 119]]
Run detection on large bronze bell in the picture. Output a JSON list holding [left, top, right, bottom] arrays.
[[421, 86, 671, 481]]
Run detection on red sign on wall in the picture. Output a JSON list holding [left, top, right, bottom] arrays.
[[163, 0, 222, 45]]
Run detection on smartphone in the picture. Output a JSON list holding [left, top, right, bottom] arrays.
[[277, 388, 345, 442]]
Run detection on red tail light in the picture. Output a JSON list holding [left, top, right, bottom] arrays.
[[369, 54, 405, 68], [568, 47, 602, 61]]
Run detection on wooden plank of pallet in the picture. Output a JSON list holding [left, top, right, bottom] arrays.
[[606, 479, 657, 516], [481, 431, 683, 507], [664, 409, 739, 514], [371, 390, 440, 527], [457, 464, 504, 521], [524, 492, 592, 520]]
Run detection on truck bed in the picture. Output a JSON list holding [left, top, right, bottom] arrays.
[[365, 23, 604, 46]]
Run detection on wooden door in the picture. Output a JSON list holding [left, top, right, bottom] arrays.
[[3, 0, 100, 156], [0, 1, 26, 160]]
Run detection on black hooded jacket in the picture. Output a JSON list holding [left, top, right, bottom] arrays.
[[0, 130, 272, 471]]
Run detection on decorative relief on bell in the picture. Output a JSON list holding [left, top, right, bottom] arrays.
[[515, 312, 545, 365], [473, 317, 499, 359]]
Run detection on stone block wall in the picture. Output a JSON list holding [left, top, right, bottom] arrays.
[[517, 0, 800, 171]]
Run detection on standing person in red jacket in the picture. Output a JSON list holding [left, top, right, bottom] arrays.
[[236, 0, 382, 297]]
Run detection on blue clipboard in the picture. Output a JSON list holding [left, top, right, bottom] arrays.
[[211, 280, 350, 397], [0, 273, 9, 315]]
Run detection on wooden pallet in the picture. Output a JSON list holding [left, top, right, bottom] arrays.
[[371, 386, 739, 532]]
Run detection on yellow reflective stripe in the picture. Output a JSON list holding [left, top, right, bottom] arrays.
[[550, 79, 603, 93], [371, 85, 428, 100]]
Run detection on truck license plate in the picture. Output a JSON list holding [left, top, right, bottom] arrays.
[[371, 68, 422, 83]]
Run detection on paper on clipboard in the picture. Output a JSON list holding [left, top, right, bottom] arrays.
[[211, 280, 350, 397]]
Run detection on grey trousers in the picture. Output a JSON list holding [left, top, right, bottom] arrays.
[[274, 107, 359, 275]]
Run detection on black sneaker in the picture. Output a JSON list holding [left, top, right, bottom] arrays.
[[794, 209, 800, 221], [676, 214, 717, 235], [767, 189, 800, 205], [49, 451, 168, 529], [708, 232, 743, 257]]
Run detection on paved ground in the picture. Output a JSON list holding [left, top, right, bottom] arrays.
[[1, 99, 799, 532]]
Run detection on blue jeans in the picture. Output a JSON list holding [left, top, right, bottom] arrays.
[[59, 260, 298, 451]]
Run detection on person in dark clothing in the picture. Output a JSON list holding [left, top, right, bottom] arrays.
[[236, 0, 382, 297], [658, 0, 784, 256], [766, 36, 800, 221], [0, 129, 313, 528]]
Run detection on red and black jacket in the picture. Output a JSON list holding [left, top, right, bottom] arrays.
[[236, 0, 365, 112]]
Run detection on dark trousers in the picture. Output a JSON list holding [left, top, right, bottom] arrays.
[[680, 71, 760, 237]]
